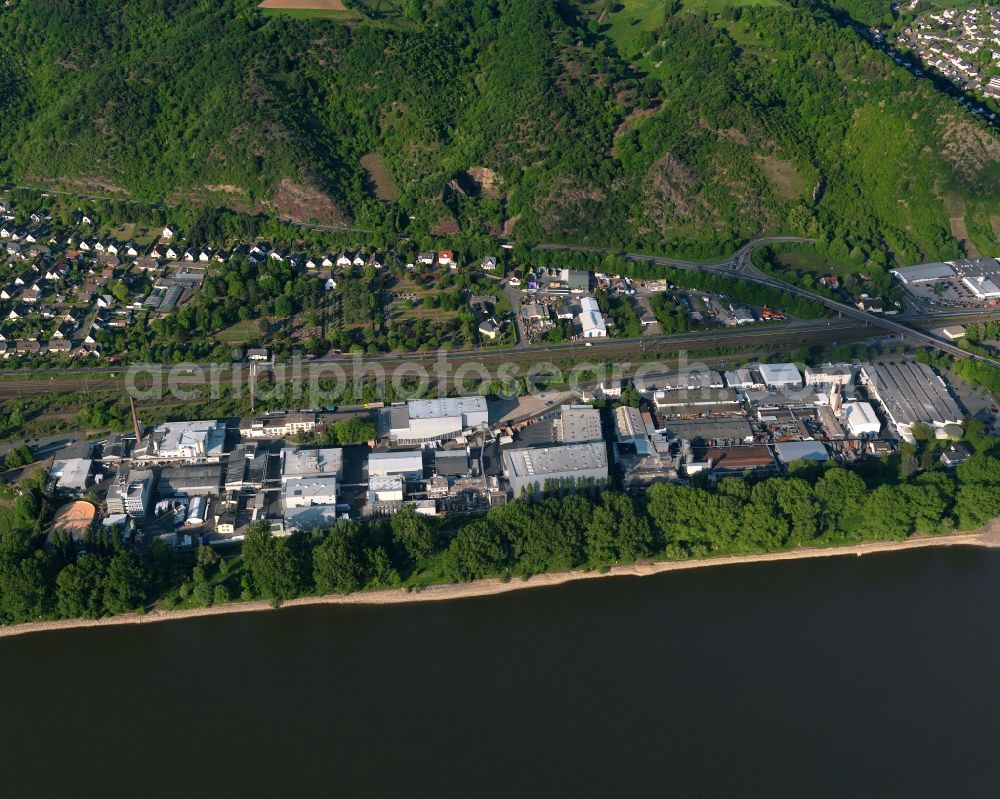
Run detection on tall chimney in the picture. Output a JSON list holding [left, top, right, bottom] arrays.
[[129, 395, 143, 447]]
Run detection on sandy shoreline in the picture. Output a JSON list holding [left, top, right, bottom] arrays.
[[3, 522, 999, 640]]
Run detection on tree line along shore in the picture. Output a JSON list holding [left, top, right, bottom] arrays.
[[1, 521, 998, 640], [1, 421, 999, 630]]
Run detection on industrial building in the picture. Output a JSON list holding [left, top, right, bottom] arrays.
[[49, 458, 93, 492], [387, 396, 489, 442], [135, 420, 228, 463], [859, 362, 963, 442], [653, 388, 740, 413], [757, 363, 802, 390], [773, 440, 830, 466], [224, 443, 269, 493], [434, 449, 473, 477], [723, 368, 762, 390], [106, 469, 154, 518], [555, 405, 603, 443], [578, 296, 607, 338], [368, 475, 405, 504], [240, 412, 317, 439], [804, 364, 855, 388], [157, 463, 224, 497], [280, 447, 344, 484], [368, 450, 424, 480], [282, 477, 338, 511], [963, 274, 1000, 299], [653, 370, 725, 391], [842, 402, 881, 437], [659, 417, 754, 445], [612, 406, 679, 488], [890, 262, 955, 284], [694, 445, 774, 474], [503, 442, 608, 497]]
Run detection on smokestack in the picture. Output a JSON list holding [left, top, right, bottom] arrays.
[[831, 381, 842, 415], [129, 395, 143, 445]]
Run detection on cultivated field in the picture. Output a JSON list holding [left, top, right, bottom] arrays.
[[259, 0, 347, 10]]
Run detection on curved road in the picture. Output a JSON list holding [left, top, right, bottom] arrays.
[[537, 237, 1000, 368]]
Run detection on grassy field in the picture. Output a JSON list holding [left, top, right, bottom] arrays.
[[758, 155, 808, 201], [595, 0, 785, 61], [770, 244, 850, 277], [387, 276, 459, 323], [216, 319, 262, 345], [360, 153, 401, 201]]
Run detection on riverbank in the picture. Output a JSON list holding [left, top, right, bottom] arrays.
[[4, 521, 1000, 640]]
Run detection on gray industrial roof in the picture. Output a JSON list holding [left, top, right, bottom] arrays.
[[860, 362, 963, 427], [556, 405, 603, 443], [503, 442, 607, 477], [891, 262, 955, 283], [773, 440, 830, 464]]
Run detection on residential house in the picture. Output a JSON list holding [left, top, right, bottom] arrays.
[[857, 295, 884, 313], [161, 226, 175, 239], [438, 250, 454, 266], [479, 319, 500, 340], [22, 284, 42, 304], [1, 284, 18, 300], [336, 252, 352, 268], [482, 256, 498, 271]]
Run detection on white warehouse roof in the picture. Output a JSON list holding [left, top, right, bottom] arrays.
[[843, 401, 881, 436], [368, 450, 424, 477], [407, 396, 488, 421], [758, 363, 802, 388]]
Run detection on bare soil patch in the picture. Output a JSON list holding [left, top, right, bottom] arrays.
[[258, 176, 346, 226]]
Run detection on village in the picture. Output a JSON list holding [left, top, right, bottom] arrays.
[[41, 355, 988, 555], [0, 196, 803, 364], [897, 5, 1000, 104]]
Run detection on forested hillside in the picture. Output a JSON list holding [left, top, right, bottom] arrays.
[[0, 0, 998, 263]]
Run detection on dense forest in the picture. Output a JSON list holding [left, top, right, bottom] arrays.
[[2, 423, 999, 625], [0, 0, 998, 263]]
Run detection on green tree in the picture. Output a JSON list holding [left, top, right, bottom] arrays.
[[390, 507, 435, 561], [313, 525, 364, 594]]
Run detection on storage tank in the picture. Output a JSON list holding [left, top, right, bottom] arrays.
[[185, 496, 206, 526]]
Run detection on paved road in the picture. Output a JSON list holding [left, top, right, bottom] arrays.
[[537, 237, 1000, 368]]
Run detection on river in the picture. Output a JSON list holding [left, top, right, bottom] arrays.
[[3, 547, 1000, 797]]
